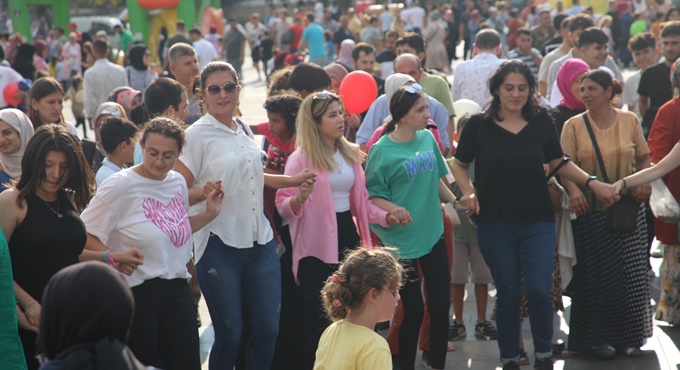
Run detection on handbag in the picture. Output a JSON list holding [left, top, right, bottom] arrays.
[[650, 178, 680, 223], [582, 113, 639, 235]]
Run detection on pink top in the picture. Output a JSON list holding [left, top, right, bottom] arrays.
[[276, 147, 390, 284], [365, 119, 446, 154]]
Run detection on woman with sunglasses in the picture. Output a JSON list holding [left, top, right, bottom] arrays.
[[450, 61, 620, 370], [365, 84, 457, 370], [174, 61, 315, 370], [81, 117, 223, 369], [0, 124, 143, 369], [276, 90, 410, 369]]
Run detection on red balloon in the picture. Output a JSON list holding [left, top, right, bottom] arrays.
[[3, 83, 21, 106], [338, 71, 378, 115]]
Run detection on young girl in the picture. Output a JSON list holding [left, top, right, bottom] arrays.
[[65, 75, 86, 138], [314, 247, 404, 370]]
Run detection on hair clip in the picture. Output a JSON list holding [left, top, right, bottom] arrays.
[[332, 299, 341, 307]]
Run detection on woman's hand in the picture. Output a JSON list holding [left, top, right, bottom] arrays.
[[299, 178, 315, 200], [23, 301, 41, 330], [567, 187, 589, 216], [590, 181, 621, 207], [386, 206, 412, 226], [633, 183, 652, 203], [205, 188, 225, 217], [612, 179, 624, 194], [291, 169, 317, 187], [16, 305, 39, 333], [112, 248, 144, 276], [459, 191, 480, 216], [200, 180, 224, 202]]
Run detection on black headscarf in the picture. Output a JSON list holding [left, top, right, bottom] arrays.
[[38, 262, 145, 370], [128, 45, 148, 71], [12, 43, 36, 80]]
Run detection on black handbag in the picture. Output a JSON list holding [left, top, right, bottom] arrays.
[[582, 114, 639, 235]]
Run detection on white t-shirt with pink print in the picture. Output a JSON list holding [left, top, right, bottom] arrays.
[[81, 169, 192, 288]]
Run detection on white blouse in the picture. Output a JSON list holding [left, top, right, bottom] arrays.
[[179, 113, 273, 263]]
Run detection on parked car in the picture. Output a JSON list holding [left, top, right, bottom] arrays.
[[70, 16, 123, 46]]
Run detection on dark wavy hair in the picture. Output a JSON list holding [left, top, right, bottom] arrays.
[[484, 60, 540, 122], [264, 93, 303, 135], [15, 124, 94, 212], [580, 70, 623, 101], [381, 86, 426, 137]]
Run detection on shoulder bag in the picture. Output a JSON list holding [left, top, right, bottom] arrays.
[[582, 113, 639, 235]]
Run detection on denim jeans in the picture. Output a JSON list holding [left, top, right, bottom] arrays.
[[196, 235, 281, 370], [477, 222, 555, 363]]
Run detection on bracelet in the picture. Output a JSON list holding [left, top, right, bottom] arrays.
[[24, 301, 37, 310], [622, 178, 628, 189], [104, 250, 117, 268]]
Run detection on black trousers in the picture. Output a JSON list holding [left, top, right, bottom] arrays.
[[297, 210, 360, 370], [127, 278, 200, 370], [399, 237, 451, 370]]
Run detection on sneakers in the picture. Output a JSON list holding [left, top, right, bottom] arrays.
[[595, 342, 616, 359], [534, 357, 553, 370], [517, 349, 530, 365], [475, 320, 498, 340], [448, 322, 467, 341], [421, 351, 432, 369], [503, 361, 520, 370]]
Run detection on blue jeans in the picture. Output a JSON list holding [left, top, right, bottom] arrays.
[[196, 235, 281, 370], [477, 222, 555, 363]]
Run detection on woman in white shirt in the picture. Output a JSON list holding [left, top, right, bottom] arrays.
[[174, 61, 315, 370], [81, 117, 224, 370]]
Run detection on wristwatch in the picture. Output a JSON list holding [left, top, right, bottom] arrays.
[[585, 175, 598, 189]]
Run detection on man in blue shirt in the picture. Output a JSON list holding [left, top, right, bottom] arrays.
[[299, 14, 327, 66]]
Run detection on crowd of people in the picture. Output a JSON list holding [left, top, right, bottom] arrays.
[[3, 0, 680, 370]]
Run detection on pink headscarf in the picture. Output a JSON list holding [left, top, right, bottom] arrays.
[[336, 39, 356, 71], [557, 59, 589, 111]]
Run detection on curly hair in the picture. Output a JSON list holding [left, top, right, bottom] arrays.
[[263, 93, 303, 135], [321, 247, 404, 321]]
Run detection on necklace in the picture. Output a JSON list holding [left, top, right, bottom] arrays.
[[42, 197, 63, 218], [389, 131, 413, 143]]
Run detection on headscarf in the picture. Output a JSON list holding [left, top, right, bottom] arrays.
[[671, 60, 680, 97], [0, 109, 34, 178], [383, 73, 417, 124], [323, 63, 348, 84], [38, 262, 145, 370], [93, 102, 126, 125], [34, 39, 47, 57], [128, 45, 148, 71], [108, 87, 141, 119], [336, 39, 356, 71], [557, 59, 589, 111]]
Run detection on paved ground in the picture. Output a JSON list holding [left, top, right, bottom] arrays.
[[62, 49, 680, 370]]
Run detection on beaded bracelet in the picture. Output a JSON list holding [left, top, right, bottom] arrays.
[[104, 250, 117, 268]]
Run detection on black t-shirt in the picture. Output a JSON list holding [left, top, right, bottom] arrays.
[[638, 62, 673, 133], [376, 50, 396, 63], [454, 109, 563, 222], [333, 29, 354, 48]]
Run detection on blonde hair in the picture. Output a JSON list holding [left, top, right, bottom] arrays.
[[321, 247, 404, 321], [295, 91, 361, 170]]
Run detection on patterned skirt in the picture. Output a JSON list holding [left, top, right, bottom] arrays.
[[655, 244, 680, 324], [567, 208, 653, 351]]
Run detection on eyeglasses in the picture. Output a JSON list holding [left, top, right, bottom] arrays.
[[206, 82, 238, 96], [404, 83, 423, 94], [145, 150, 177, 162]]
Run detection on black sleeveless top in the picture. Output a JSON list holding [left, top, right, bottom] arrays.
[[9, 192, 86, 302]]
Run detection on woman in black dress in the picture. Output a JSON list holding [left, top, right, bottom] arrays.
[[0, 124, 143, 369]]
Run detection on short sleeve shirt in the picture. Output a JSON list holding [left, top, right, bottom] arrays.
[[81, 170, 192, 288], [366, 130, 447, 259], [638, 62, 672, 109], [118, 30, 134, 53], [224, 29, 246, 61], [258, 122, 295, 172], [302, 23, 326, 58], [454, 110, 563, 222]]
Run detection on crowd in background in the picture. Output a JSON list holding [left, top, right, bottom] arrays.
[[3, 1, 680, 370]]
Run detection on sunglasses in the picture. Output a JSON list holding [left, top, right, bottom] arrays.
[[206, 82, 238, 96], [404, 83, 423, 94], [313, 90, 332, 100]]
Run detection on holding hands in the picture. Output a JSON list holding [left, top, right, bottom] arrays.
[[298, 177, 315, 202], [291, 169, 318, 187], [18, 301, 40, 333], [387, 206, 412, 226], [458, 191, 480, 216], [204, 181, 226, 217], [114, 248, 145, 276], [589, 180, 621, 207]]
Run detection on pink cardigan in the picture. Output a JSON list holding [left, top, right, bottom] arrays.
[[276, 147, 390, 284]]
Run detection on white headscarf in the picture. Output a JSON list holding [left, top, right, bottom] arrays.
[[383, 73, 417, 124], [0, 108, 34, 178]]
